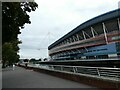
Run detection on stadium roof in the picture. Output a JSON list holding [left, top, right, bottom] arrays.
[[48, 9, 120, 50]]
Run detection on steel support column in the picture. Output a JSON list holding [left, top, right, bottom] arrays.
[[82, 31, 86, 39], [102, 23, 108, 44], [76, 34, 80, 41], [91, 27, 95, 37], [118, 18, 120, 31]]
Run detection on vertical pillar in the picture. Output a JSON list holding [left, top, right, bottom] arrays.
[[117, 18, 120, 31], [76, 34, 80, 41], [67, 39, 69, 44], [82, 31, 86, 39], [76, 49, 81, 53], [102, 23, 108, 44], [73, 36, 76, 42], [69, 38, 72, 43], [84, 47, 88, 52], [64, 40, 66, 44], [91, 27, 95, 37]]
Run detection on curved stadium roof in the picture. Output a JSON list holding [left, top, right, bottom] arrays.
[[48, 9, 120, 50]]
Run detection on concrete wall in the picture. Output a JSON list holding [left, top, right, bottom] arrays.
[[18, 64, 120, 90]]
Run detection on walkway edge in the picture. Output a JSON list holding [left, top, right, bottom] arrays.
[[18, 65, 120, 90]]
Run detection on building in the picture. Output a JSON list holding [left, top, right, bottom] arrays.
[[48, 9, 120, 61]]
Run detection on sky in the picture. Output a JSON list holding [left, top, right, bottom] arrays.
[[18, 0, 120, 59]]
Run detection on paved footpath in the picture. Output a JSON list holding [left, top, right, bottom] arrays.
[[2, 66, 103, 89]]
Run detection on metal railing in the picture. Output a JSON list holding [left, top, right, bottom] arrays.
[[28, 64, 120, 80]]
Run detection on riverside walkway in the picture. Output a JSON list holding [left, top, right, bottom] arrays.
[[2, 66, 103, 89]]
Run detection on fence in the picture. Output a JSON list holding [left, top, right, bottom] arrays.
[[27, 64, 120, 80]]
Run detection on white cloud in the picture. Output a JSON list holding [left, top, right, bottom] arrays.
[[18, 0, 120, 59]]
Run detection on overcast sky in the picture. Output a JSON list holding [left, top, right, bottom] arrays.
[[18, 0, 120, 59]]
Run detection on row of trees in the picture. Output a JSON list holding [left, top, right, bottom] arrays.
[[24, 58, 48, 62], [2, 2, 38, 68]]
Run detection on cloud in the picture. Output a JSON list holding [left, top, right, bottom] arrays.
[[19, 0, 120, 59]]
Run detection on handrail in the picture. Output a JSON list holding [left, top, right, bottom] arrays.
[[40, 57, 120, 62], [48, 65, 120, 70], [28, 63, 120, 80]]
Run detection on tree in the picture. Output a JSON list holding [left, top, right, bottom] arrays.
[[24, 59, 29, 62], [2, 42, 19, 67], [2, 2, 38, 68], [43, 58, 47, 61], [30, 58, 36, 62], [29, 58, 36, 64], [38, 58, 42, 61]]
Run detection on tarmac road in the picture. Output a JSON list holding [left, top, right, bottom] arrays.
[[2, 66, 103, 89]]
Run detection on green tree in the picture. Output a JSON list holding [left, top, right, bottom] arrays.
[[24, 59, 29, 62], [30, 58, 36, 61], [29, 58, 36, 63], [38, 58, 42, 61], [2, 2, 38, 68], [2, 42, 19, 67]]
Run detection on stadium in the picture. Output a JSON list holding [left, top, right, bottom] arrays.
[[48, 9, 120, 62]]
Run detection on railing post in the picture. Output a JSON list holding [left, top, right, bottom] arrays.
[[97, 68, 100, 76], [117, 70, 120, 78], [75, 67, 78, 73], [51, 65, 54, 70], [61, 66, 63, 71], [73, 67, 76, 73], [39, 64, 42, 68]]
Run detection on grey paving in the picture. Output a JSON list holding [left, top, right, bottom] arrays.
[[2, 66, 103, 89]]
